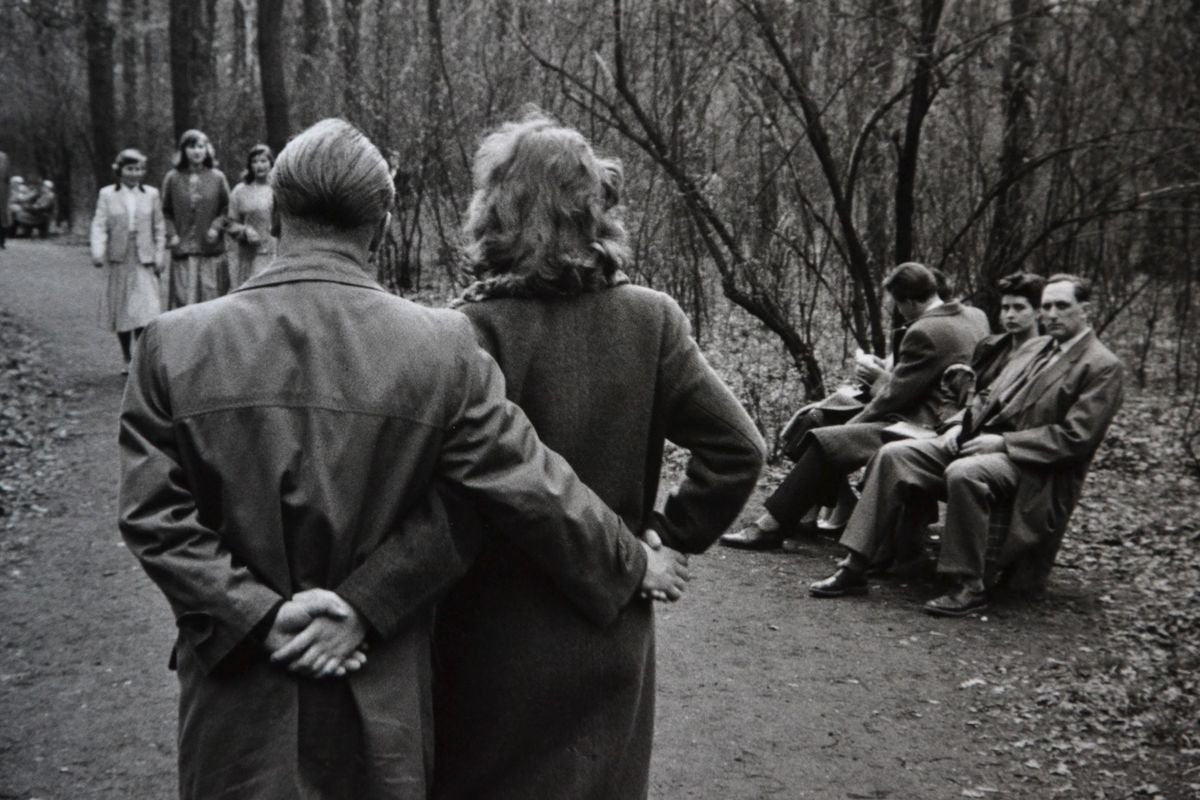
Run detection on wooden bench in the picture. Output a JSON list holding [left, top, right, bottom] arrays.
[[877, 494, 1069, 596]]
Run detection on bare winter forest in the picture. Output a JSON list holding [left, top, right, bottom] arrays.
[[2, 2, 1200, 798], [2, 0, 1198, 452]]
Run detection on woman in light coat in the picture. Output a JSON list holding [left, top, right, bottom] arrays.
[[431, 111, 766, 800], [90, 148, 165, 371], [225, 143, 275, 287], [161, 129, 229, 307]]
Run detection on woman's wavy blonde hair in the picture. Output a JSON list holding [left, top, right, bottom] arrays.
[[461, 109, 630, 297]]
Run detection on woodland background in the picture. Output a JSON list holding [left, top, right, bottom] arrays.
[[2, 0, 1199, 458]]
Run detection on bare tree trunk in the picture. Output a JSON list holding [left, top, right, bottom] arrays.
[[84, 0, 116, 190], [748, 0, 886, 356], [119, 0, 138, 145], [893, 0, 945, 264], [232, 0, 247, 81], [258, 0, 290, 153], [340, 0, 364, 122], [297, 0, 330, 122], [982, 0, 1038, 314], [168, 0, 218, 138]]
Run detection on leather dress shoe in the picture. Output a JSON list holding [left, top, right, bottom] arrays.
[[809, 567, 868, 598], [719, 523, 784, 551], [923, 584, 988, 617]]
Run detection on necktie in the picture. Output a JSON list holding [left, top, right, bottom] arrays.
[[960, 340, 1059, 442]]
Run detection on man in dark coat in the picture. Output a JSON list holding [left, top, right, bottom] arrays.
[[721, 262, 990, 550], [117, 119, 689, 799], [810, 274, 1124, 615]]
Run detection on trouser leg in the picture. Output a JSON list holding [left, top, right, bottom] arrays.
[[939, 453, 1021, 581], [764, 422, 887, 529], [762, 445, 833, 529], [839, 437, 956, 562]]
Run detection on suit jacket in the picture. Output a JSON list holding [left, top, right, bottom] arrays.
[[851, 301, 990, 427], [90, 184, 166, 265], [117, 250, 648, 799], [973, 331, 1125, 561]]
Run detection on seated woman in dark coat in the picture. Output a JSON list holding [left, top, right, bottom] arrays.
[[431, 110, 766, 800]]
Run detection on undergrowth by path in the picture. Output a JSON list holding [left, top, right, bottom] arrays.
[[0, 310, 81, 570]]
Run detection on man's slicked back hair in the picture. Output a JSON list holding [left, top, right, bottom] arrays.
[[1045, 273, 1091, 303], [271, 118, 395, 230]]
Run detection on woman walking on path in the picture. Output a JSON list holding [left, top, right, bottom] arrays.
[[89, 148, 165, 372], [431, 111, 765, 800], [161, 129, 229, 308], [225, 143, 275, 288]]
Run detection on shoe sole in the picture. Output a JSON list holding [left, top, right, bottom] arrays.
[[922, 600, 988, 618], [809, 584, 868, 598]]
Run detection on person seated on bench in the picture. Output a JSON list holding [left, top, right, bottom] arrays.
[[721, 262, 989, 551], [809, 274, 1124, 616], [957, 271, 1046, 404]]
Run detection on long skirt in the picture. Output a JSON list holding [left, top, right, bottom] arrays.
[[99, 248, 161, 333], [228, 244, 273, 290], [169, 253, 227, 309]]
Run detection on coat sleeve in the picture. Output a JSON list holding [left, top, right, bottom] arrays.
[[334, 484, 479, 640], [224, 185, 246, 239], [652, 298, 766, 553], [89, 189, 109, 264], [160, 173, 177, 241], [118, 322, 283, 674], [213, 171, 230, 231], [435, 315, 648, 628], [1001, 356, 1125, 468], [149, 188, 166, 266], [850, 325, 940, 423]]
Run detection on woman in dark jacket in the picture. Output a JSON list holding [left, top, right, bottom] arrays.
[[161, 129, 230, 307], [431, 111, 765, 800]]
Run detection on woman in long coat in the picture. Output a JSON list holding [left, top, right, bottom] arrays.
[[161, 129, 230, 307], [90, 148, 165, 371], [225, 143, 275, 288], [431, 112, 766, 800]]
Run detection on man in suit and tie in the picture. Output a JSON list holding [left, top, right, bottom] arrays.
[[721, 261, 990, 550], [809, 273, 1125, 616]]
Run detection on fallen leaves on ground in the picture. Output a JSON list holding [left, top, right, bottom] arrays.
[[0, 310, 79, 568]]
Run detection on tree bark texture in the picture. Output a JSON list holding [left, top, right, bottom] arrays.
[[983, 0, 1039, 313], [340, 0, 364, 122], [168, 0, 218, 140], [119, 0, 138, 144], [258, 0, 290, 153], [84, 0, 116, 191], [893, 0, 945, 265]]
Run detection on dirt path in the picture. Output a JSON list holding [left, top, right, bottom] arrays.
[[0, 240, 1115, 799]]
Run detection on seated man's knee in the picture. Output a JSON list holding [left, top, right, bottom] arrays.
[[944, 456, 982, 486]]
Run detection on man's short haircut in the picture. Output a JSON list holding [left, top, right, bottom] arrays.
[[883, 262, 938, 303], [1045, 273, 1091, 303], [995, 271, 1045, 308], [271, 118, 395, 231]]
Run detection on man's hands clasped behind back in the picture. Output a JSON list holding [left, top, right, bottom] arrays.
[[264, 588, 368, 679], [267, 530, 691, 679]]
